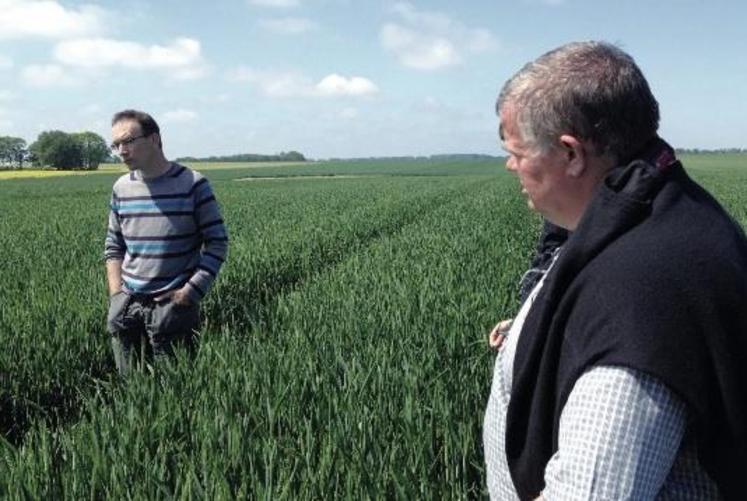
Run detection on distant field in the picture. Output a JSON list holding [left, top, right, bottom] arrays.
[[0, 155, 744, 499], [0, 161, 310, 180], [3, 152, 745, 180], [678, 152, 747, 172]]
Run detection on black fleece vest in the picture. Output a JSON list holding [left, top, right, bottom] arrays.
[[505, 142, 747, 500]]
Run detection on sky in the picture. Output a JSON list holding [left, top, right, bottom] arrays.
[[0, 0, 745, 159]]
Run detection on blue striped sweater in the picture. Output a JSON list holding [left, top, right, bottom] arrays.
[[104, 163, 228, 302]]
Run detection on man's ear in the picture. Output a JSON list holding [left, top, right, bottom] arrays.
[[559, 134, 586, 177], [150, 132, 163, 150]]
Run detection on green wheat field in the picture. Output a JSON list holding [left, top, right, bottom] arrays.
[[1, 154, 745, 499]]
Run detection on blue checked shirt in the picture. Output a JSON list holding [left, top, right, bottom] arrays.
[[483, 258, 720, 500]]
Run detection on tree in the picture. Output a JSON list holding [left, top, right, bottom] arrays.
[[29, 130, 110, 170], [73, 131, 109, 170], [282, 150, 306, 161], [0, 136, 27, 169], [29, 130, 82, 169]]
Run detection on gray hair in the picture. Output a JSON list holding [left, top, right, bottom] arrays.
[[497, 41, 659, 163]]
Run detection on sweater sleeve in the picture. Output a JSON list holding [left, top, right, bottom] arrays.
[[184, 178, 228, 302], [104, 191, 126, 261]]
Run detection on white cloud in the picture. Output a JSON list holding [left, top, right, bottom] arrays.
[[21, 64, 79, 87], [204, 93, 231, 104], [226, 67, 258, 83], [0, 55, 13, 70], [196, 93, 231, 105], [421, 96, 442, 111], [315, 74, 379, 96], [381, 24, 460, 70], [0, 0, 105, 39], [52, 37, 208, 79], [171, 65, 210, 81], [390, 2, 454, 31], [227, 67, 379, 99], [412, 96, 481, 122], [0, 118, 14, 133], [258, 17, 317, 35], [228, 67, 313, 97], [0, 90, 14, 101], [162, 109, 198, 123], [248, 0, 299, 7], [339, 107, 358, 120], [381, 2, 499, 71], [467, 29, 500, 52], [81, 103, 102, 115], [226, 66, 257, 83]]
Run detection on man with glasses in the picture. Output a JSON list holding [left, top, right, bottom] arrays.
[[104, 109, 228, 375]]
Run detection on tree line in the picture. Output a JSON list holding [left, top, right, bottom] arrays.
[[0, 131, 111, 170], [324, 153, 503, 162], [175, 151, 306, 163], [675, 148, 747, 154]]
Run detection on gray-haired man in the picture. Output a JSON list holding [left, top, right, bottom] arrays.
[[484, 41, 747, 500]]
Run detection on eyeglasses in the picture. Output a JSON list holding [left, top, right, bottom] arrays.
[[110, 134, 147, 151]]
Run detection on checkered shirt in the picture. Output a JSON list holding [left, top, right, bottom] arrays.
[[483, 273, 720, 499]]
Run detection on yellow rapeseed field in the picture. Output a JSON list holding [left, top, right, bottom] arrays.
[[0, 162, 307, 180], [0, 167, 122, 180]]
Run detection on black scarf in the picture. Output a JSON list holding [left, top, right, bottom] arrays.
[[505, 138, 747, 500], [517, 220, 568, 305]]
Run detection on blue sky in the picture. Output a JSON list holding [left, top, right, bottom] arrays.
[[0, 0, 745, 159]]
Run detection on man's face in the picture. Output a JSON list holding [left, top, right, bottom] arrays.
[[111, 119, 155, 171], [500, 107, 571, 225]]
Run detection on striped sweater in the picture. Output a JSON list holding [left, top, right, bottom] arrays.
[[104, 163, 228, 302]]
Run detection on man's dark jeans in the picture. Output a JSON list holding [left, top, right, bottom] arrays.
[[106, 292, 199, 376]]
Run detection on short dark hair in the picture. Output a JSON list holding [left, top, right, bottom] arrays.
[[111, 109, 162, 149], [497, 41, 660, 164]]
